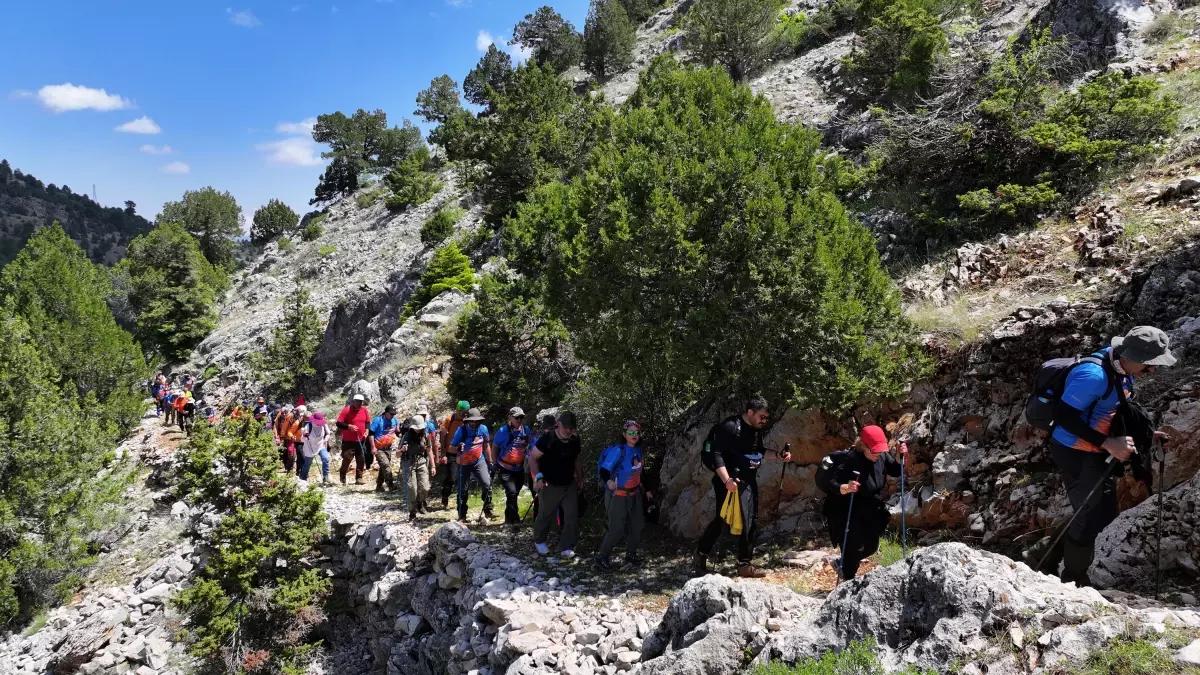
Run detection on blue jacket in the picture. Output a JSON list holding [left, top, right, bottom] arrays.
[[598, 442, 643, 495], [493, 424, 533, 472]]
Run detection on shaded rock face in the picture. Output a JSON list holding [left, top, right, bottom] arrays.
[[1093, 468, 1200, 589], [640, 543, 1200, 675], [1025, 0, 1155, 71]]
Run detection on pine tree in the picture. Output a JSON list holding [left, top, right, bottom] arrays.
[[511, 6, 583, 74], [256, 288, 323, 398], [157, 187, 244, 270], [403, 242, 476, 318], [464, 44, 514, 110], [0, 310, 129, 628], [173, 416, 329, 674], [0, 223, 148, 430], [684, 0, 780, 81], [584, 0, 637, 80], [119, 222, 228, 362], [249, 199, 300, 246]]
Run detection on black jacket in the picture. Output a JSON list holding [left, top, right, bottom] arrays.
[[706, 415, 766, 478], [815, 448, 901, 524]]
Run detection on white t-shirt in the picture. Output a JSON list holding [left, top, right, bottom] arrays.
[[301, 422, 328, 458]]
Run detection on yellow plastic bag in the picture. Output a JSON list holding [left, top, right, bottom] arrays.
[[720, 484, 743, 535]]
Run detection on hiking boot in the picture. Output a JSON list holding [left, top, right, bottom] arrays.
[[355, 479, 366, 485], [409, 511, 417, 522], [595, 556, 615, 572], [692, 553, 708, 577], [441, 496, 450, 509], [561, 550, 576, 560], [625, 554, 645, 569], [737, 563, 768, 579], [484, 510, 497, 521], [375, 486, 385, 493]]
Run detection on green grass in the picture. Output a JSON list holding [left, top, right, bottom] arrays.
[[357, 189, 386, 209], [1073, 638, 1199, 675], [202, 364, 221, 381], [872, 535, 906, 567], [277, 236, 294, 252], [753, 638, 936, 675], [309, 212, 327, 226], [20, 611, 47, 637], [318, 245, 337, 258], [1143, 11, 1192, 45]]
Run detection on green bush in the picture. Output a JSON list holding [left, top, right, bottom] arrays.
[[768, 0, 859, 57], [0, 310, 130, 629], [421, 204, 466, 245], [300, 222, 324, 242], [956, 182, 1060, 221], [385, 148, 443, 211], [1142, 11, 1187, 44], [202, 364, 221, 381], [843, 0, 948, 105], [753, 638, 935, 675], [446, 273, 579, 420], [173, 417, 329, 675], [318, 245, 337, 258], [277, 236, 293, 252], [249, 199, 299, 246], [251, 288, 323, 399], [403, 242, 476, 319], [357, 189, 386, 209], [1074, 637, 1193, 675], [507, 57, 924, 417], [684, 0, 780, 81]]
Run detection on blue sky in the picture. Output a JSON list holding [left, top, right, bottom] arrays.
[[0, 0, 589, 231]]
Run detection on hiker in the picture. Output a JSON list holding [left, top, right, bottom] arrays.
[[163, 390, 177, 426], [450, 407, 496, 523], [694, 395, 792, 578], [400, 416, 437, 520], [816, 425, 906, 580], [492, 406, 533, 526], [530, 414, 559, 522], [1041, 326, 1175, 586], [530, 411, 584, 558], [370, 405, 402, 493], [337, 394, 372, 485], [416, 403, 440, 460], [180, 392, 196, 434], [282, 405, 307, 473], [595, 420, 646, 571], [438, 401, 471, 509], [151, 376, 166, 417], [253, 400, 271, 427], [173, 391, 189, 430], [299, 411, 332, 486]]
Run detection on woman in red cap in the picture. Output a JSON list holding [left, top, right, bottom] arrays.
[[815, 424, 908, 580]]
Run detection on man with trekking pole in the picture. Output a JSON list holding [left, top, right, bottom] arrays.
[[816, 425, 907, 581], [1029, 326, 1175, 587], [693, 395, 792, 579]]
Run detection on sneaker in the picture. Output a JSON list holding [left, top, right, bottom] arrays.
[[737, 564, 768, 579], [692, 553, 708, 578], [374, 486, 385, 493], [625, 554, 645, 568], [441, 496, 450, 509], [594, 557, 615, 572], [561, 550, 576, 560], [409, 511, 417, 522], [536, 543, 549, 556]]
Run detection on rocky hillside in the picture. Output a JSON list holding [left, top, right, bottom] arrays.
[[0, 159, 151, 266]]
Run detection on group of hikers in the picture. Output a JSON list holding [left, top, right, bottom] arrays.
[[156, 324, 1177, 585]]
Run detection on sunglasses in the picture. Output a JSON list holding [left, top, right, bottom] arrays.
[[625, 429, 641, 436], [513, 415, 526, 419]]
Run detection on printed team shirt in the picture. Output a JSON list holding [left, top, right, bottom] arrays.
[[599, 442, 643, 496], [1051, 347, 1133, 453], [451, 424, 490, 465], [493, 424, 533, 472], [369, 415, 401, 448]]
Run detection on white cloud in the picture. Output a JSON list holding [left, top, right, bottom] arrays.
[[256, 137, 323, 167], [115, 116, 162, 134], [446, 0, 468, 6], [275, 117, 317, 136], [330, 5, 338, 13], [509, 42, 534, 64], [139, 144, 173, 155], [28, 83, 131, 113], [162, 161, 191, 174], [476, 30, 496, 52], [226, 8, 261, 27]]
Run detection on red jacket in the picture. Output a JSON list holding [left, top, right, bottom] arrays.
[[336, 405, 371, 442]]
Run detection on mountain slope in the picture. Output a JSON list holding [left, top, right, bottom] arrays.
[[0, 159, 152, 267]]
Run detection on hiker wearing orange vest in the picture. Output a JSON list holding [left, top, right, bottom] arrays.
[[437, 401, 470, 509]]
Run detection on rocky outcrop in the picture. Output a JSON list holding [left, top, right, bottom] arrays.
[[325, 520, 659, 675], [186, 173, 484, 408], [1092, 468, 1200, 590], [639, 543, 1200, 675]]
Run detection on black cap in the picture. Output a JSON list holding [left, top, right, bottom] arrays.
[[384, 404, 397, 415], [540, 414, 558, 430], [557, 411, 577, 429]]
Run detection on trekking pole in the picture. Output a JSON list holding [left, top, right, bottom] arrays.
[[774, 443, 792, 523], [1037, 455, 1119, 575], [402, 446, 410, 512], [837, 471, 861, 582], [1155, 436, 1165, 598], [899, 439, 909, 559]]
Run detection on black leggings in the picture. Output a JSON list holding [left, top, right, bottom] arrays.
[[826, 506, 883, 579]]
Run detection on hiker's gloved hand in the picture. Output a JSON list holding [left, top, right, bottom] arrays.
[[840, 480, 860, 495], [1103, 436, 1135, 462]]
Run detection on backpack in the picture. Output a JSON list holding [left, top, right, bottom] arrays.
[[598, 444, 626, 486], [1024, 353, 1114, 432], [700, 417, 745, 472]]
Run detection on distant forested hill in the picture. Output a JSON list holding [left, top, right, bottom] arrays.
[[0, 159, 152, 266]]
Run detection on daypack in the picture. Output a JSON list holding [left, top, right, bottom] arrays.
[[700, 417, 749, 472], [1024, 353, 1114, 432]]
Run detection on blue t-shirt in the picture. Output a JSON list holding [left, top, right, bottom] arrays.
[[598, 442, 644, 493], [493, 424, 533, 471], [1051, 348, 1133, 452], [451, 424, 490, 447], [369, 415, 400, 442], [425, 419, 438, 436]]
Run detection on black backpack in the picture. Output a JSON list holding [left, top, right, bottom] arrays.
[[1025, 353, 1114, 432], [700, 416, 755, 471]]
